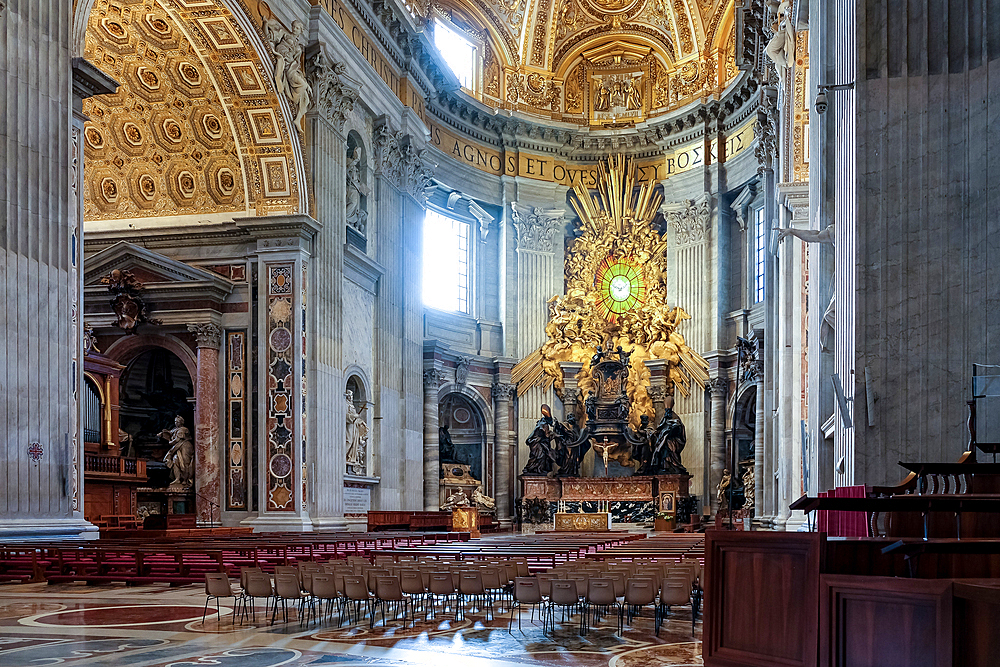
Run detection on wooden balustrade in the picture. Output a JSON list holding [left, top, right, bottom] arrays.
[[83, 454, 147, 481]]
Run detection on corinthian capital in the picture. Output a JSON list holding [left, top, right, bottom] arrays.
[[491, 381, 515, 401], [306, 44, 360, 131], [423, 368, 442, 389], [188, 323, 222, 349], [510, 203, 565, 253], [662, 194, 712, 247], [707, 376, 729, 397]]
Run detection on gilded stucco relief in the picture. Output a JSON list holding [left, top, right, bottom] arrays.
[[431, 0, 739, 124]]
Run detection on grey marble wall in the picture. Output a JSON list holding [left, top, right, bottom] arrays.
[[849, 0, 1000, 484]]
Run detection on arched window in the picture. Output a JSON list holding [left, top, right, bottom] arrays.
[[83, 377, 102, 444], [423, 207, 472, 314], [434, 19, 477, 91]]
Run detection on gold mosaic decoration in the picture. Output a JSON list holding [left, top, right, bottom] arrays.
[[512, 155, 709, 426], [82, 0, 301, 221]]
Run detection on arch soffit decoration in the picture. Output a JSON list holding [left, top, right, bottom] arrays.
[[104, 333, 199, 384], [77, 0, 306, 225], [436, 382, 494, 435]]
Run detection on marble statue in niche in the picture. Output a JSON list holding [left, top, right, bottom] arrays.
[[266, 19, 312, 130], [160, 415, 194, 488], [346, 146, 370, 232], [345, 390, 368, 474], [776, 222, 836, 348]]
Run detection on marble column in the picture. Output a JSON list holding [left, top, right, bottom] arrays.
[[188, 323, 222, 526], [422, 368, 441, 510], [753, 360, 765, 523], [707, 376, 729, 516], [0, 7, 114, 539], [491, 379, 514, 523]]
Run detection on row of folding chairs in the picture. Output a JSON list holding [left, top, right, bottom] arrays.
[[507, 569, 700, 636]]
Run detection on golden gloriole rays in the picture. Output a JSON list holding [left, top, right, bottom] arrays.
[[513, 154, 708, 427]]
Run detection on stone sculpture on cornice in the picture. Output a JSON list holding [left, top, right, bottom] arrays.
[[266, 19, 312, 131], [511, 203, 565, 253], [764, 0, 795, 84], [307, 46, 359, 131], [372, 124, 403, 178], [398, 141, 435, 201]]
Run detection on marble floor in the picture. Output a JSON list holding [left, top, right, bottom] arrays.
[[0, 581, 702, 666]]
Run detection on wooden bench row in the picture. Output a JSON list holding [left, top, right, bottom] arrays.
[[0, 531, 471, 585]]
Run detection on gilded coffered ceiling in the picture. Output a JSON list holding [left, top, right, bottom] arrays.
[[429, 0, 738, 124], [82, 0, 302, 223]]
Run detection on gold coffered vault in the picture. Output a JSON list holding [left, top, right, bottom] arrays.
[[81, 0, 304, 222]]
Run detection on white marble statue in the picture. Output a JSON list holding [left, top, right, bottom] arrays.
[[345, 390, 368, 473], [160, 415, 194, 488], [265, 19, 312, 131], [346, 146, 370, 230], [776, 221, 836, 348], [764, 0, 796, 82], [442, 488, 471, 511]]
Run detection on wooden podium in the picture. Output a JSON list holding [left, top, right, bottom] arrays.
[[451, 507, 480, 538]]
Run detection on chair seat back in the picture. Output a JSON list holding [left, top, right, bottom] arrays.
[[274, 573, 303, 599], [376, 576, 404, 601], [343, 575, 370, 601], [587, 578, 617, 606], [205, 572, 233, 597], [659, 579, 690, 606], [513, 577, 542, 604], [624, 578, 656, 606], [550, 579, 579, 605]]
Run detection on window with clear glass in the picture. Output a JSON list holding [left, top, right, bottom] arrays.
[[754, 206, 766, 303], [424, 208, 471, 314], [434, 20, 475, 89]]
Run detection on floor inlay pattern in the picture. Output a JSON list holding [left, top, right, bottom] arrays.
[[0, 583, 702, 666]]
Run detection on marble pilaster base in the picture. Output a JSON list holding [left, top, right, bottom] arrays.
[[240, 515, 314, 533], [310, 516, 351, 531], [0, 519, 100, 542]]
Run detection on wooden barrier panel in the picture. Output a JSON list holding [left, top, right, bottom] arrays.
[[819, 575, 952, 667], [704, 530, 821, 667]]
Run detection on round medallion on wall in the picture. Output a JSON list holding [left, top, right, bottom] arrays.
[[453, 406, 471, 425], [269, 453, 292, 478], [269, 326, 291, 352], [230, 442, 243, 466]]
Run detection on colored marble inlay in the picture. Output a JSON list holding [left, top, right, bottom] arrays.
[[265, 263, 295, 511], [226, 330, 247, 510], [301, 263, 307, 511]]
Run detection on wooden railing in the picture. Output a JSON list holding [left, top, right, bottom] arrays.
[[84, 454, 147, 480]]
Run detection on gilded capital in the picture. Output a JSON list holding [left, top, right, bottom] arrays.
[[187, 323, 222, 349]]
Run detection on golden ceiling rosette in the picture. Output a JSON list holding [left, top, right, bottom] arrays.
[[513, 154, 708, 426]]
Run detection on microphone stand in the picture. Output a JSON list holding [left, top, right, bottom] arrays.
[[193, 491, 220, 527]]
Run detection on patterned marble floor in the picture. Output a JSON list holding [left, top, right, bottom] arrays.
[[0, 582, 702, 666]]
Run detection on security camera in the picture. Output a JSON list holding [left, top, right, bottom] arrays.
[[814, 91, 828, 114]]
